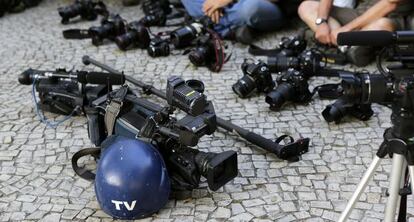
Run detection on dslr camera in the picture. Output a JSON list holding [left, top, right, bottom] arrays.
[[58, 0, 108, 24], [265, 68, 313, 111], [188, 31, 226, 72], [232, 60, 275, 98], [147, 37, 170, 57], [89, 14, 126, 46], [115, 21, 150, 50]]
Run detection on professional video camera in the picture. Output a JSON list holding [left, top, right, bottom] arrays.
[[86, 76, 238, 192], [321, 31, 414, 123], [17, 68, 124, 130], [188, 30, 228, 72], [19, 64, 238, 218], [58, 0, 108, 24], [232, 60, 275, 98], [115, 21, 150, 51], [89, 14, 127, 46], [330, 31, 414, 222]]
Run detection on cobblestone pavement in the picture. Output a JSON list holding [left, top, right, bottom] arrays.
[[1, 0, 413, 221]]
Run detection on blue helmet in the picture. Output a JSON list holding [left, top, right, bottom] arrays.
[[95, 136, 170, 219]]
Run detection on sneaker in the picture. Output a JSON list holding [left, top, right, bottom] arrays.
[[346, 46, 375, 67], [122, 0, 140, 6]]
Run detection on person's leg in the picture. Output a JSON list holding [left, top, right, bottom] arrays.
[[180, 0, 205, 18], [298, 0, 342, 31], [361, 17, 396, 31], [224, 0, 286, 31]]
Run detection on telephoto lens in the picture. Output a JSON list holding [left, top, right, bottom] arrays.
[[170, 23, 204, 48], [265, 68, 312, 111], [115, 22, 150, 50], [147, 38, 170, 57], [267, 56, 299, 73], [232, 60, 275, 98]]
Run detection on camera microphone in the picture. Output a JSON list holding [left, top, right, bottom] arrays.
[[18, 69, 125, 86], [337, 31, 414, 46]]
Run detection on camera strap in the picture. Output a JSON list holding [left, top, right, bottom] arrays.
[[207, 29, 228, 72], [105, 86, 128, 135], [248, 44, 283, 56], [71, 148, 101, 181]]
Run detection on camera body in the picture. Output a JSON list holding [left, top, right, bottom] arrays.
[[232, 60, 275, 98], [266, 68, 312, 110], [278, 35, 307, 56], [147, 37, 170, 57], [58, 0, 107, 24], [89, 14, 126, 46], [188, 32, 226, 72], [115, 21, 150, 50]]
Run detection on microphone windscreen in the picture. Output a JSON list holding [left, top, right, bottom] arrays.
[[18, 69, 34, 85], [337, 31, 394, 46]]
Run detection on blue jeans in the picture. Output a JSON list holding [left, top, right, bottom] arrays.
[[180, 0, 285, 36]]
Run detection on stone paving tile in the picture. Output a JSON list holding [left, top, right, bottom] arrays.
[[0, 0, 412, 221]]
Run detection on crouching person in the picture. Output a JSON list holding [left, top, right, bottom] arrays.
[[180, 0, 297, 44], [298, 0, 411, 66]]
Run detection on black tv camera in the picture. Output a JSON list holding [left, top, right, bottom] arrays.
[[323, 31, 414, 124]]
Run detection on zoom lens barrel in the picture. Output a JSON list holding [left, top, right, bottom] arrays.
[[322, 98, 348, 123], [189, 47, 209, 66], [265, 83, 294, 110], [232, 75, 256, 98]]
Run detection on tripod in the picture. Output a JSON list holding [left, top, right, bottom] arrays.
[[339, 126, 414, 221]]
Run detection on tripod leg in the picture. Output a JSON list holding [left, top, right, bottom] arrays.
[[384, 154, 406, 222], [339, 156, 382, 222], [408, 166, 414, 199]]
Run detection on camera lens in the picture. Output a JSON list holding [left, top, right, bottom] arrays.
[[189, 47, 208, 66], [232, 75, 256, 98], [265, 83, 294, 110], [267, 56, 299, 73], [322, 98, 347, 123], [195, 150, 238, 191], [171, 23, 203, 48], [115, 32, 135, 50], [147, 43, 170, 57]]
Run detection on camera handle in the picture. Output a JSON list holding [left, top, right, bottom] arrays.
[[82, 56, 310, 161]]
